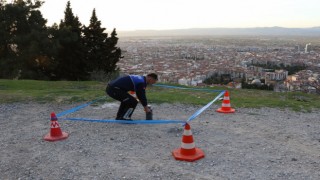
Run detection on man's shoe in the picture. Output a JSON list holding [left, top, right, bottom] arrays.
[[116, 117, 132, 121]]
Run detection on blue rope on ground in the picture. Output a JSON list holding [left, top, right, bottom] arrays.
[[56, 96, 105, 117], [55, 84, 226, 125], [61, 117, 185, 124], [187, 91, 225, 122]]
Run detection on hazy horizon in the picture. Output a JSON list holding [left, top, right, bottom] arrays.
[[117, 26, 320, 32], [115, 27, 320, 37], [40, 0, 320, 31]]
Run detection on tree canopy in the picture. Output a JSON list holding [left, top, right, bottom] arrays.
[[0, 0, 122, 80]]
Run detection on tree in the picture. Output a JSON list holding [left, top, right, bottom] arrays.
[[83, 9, 122, 76], [203, 73, 220, 84], [104, 28, 122, 73], [300, 78, 320, 95], [0, 0, 16, 78], [0, 0, 122, 80], [18, 4, 52, 79], [82, 9, 108, 72], [0, 0, 50, 79], [56, 1, 88, 80]]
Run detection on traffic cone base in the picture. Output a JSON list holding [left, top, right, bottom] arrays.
[[172, 123, 205, 162], [216, 107, 235, 113], [172, 147, 205, 162], [44, 132, 68, 142]]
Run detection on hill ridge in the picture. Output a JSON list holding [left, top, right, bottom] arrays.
[[118, 27, 320, 37]]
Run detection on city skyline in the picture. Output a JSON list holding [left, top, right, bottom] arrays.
[[40, 0, 320, 31]]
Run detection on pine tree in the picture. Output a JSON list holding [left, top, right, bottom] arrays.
[[104, 28, 122, 73], [0, 0, 51, 79], [0, 0, 15, 78], [56, 1, 88, 80], [82, 9, 107, 72], [19, 3, 53, 79], [0, 0, 122, 80], [83, 9, 122, 76]]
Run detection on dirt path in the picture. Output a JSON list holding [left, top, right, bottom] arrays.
[[0, 102, 319, 179]]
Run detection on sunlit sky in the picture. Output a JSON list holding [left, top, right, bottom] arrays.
[[39, 0, 320, 31]]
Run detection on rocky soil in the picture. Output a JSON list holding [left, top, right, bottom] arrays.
[[0, 101, 319, 180]]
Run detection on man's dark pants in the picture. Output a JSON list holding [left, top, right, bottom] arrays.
[[106, 86, 138, 120]]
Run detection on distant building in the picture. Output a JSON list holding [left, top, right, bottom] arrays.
[[178, 78, 189, 86], [265, 70, 288, 85], [305, 43, 311, 53]]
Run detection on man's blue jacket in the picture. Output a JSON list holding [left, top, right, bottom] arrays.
[[108, 75, 148, 106]]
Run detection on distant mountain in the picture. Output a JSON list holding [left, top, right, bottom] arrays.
[[118, 27, 320, 37]]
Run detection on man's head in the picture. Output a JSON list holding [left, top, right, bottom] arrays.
[[146, 73, 158, 85]]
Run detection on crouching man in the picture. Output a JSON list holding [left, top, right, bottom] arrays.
[[106, 73, 158, 120]]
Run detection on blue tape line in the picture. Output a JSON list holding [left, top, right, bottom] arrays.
[[153, 84, 224, 93], [56, 97, 105, 117], [61, 117, 185, 124], [187, 90, 225, 122], [55, 85, 226, 125]]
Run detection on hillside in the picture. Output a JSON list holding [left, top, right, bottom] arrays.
[[118, 27, 320, 37]]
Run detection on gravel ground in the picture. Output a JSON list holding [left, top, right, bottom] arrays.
[[0, 101, 319, 180]]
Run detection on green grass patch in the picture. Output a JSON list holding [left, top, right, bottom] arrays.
[[0, 79, 106, 103], [1, 79, 319, 111]]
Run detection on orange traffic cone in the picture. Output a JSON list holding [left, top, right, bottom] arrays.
[[216, 91, 235, 113], [172, 123, 205, 162], [44, 112, 68, 142]]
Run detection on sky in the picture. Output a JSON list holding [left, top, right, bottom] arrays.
[[39, 0, 320, 31]]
